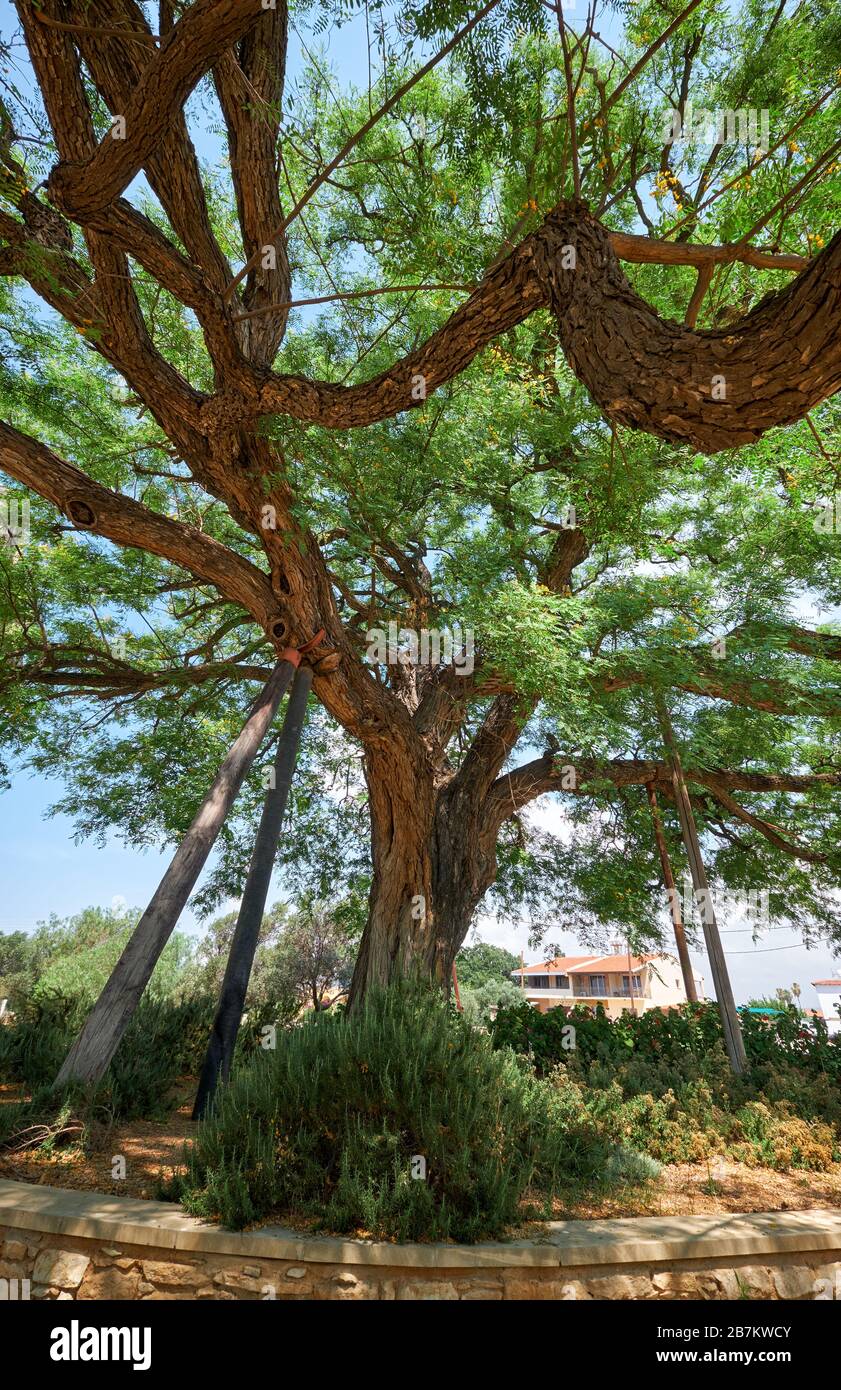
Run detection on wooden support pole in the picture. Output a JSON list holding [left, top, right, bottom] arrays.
[[451, 961, 463, 1012], [655, 696, 748, 1074], [55, 661, 296, 1088], [192, 663, 313, 1119], [645, 781, 698, 1004]]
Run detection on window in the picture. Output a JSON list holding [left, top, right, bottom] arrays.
[[622, 975, 642, 995], [527, 975, 550, 989], [589, 975, 606, 995], [554, 975, 569, 989]]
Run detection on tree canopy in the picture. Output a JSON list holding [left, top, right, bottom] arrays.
[[1, 0, 841, 998]]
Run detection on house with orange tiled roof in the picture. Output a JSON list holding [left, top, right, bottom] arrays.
[[511, 951, 705, 1018], [812, 978, 841, 1036]]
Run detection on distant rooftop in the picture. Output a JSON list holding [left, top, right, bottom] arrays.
[[512, 953, 657, 976]]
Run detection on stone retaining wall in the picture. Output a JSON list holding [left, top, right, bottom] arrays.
[[1, 1181, 840, 1301]]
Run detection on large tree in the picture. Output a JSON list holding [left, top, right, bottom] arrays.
[[2, 0, 841, 1024]]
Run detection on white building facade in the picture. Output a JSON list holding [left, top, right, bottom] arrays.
[[812, 979, 841, 1036], [511, 952, 705, 1018]]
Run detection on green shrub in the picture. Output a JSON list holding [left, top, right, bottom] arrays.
[[0, 994, 218, 1105], [603, 1145, 662, 1185], [489, 999, 841, 1171], [491, 998, 841, 1080], [0, 992, 230, 1152], [540, 1050, 841, 1173], [166, 982, 609, 1240]]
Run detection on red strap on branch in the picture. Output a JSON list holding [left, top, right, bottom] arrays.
[[280, 628, 326, 668]]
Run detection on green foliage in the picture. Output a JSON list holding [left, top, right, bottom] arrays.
[[0, 907, 193, 1014], [491, 1000, 841, 1172], [166, 983, 608, 1240], [3, 2, 841, 960], [460, 977, 524, 1027], [492, 998, 841, 1078], [0, 991, 215, 1100], [455, 940, 520, 989], [603, 1145, 662, 1186], [0, 897, 359, 1151]]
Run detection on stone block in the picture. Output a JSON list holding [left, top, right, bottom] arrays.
[[503, 1279, 568, 1300], [77, 1267, 142, 1300], [142, 1260, 206, 1288], [321, 1271, 380, 1300], [651, 1271, 726, 1300], [705, 1269, 741, 1299], [558, 1280, 594, 1301], [32, 1250, 90, 1291], [772, 1265, 824, 1300], [395, 1281, 459, 1301], [592, 1272, 655, 1300], [213, 1269, 264, 1296], [731, 1266, 776, 1300]]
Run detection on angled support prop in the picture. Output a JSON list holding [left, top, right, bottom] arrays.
[[55, 660, 297, 1088], [192, 652, 315, 1119], [645, 781, 698, 1004]]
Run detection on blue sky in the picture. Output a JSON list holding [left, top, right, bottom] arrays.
[[0, 1, 838, 1006]]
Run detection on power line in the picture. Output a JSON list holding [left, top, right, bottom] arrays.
[[727, 941, 831, 954]]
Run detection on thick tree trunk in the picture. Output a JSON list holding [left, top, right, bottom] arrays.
[[347, 762, 498, 1006]]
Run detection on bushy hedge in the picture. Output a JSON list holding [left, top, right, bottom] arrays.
[[0, 991, 289, 1149], [164, 983, 609, 1240], [0, 994, 217, 1106], [491, 999, 841, 1079], [491, 1001, 841, 1172]]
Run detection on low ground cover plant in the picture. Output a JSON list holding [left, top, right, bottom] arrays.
[[491, 1000, 841, 1171]]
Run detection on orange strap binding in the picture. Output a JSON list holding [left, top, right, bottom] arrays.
[[280, 628, 326, 668]]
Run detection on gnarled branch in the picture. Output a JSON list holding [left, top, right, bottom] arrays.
[[249, 207, 841, 453]]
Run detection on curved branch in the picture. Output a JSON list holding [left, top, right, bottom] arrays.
[[485, 754, 841, 831], [85, 198, 248, 387], [0, 420, 278, 633], [601, 663, 840, 716], [65, 0, 234, 294], [7, 656, 273, 700], [727, 622, 841, 662], [251, 206, 841, 452], [12, 2, 207, 453], [213, 1, 291, 363], [48, 0, 268, 219], [699, 779, 828, 864]]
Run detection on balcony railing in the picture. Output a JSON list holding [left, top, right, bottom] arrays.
[[572, 988, 645, 999]]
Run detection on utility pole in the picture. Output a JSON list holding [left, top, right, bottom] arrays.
[[645, 781, 698, 1003], [655, 695, 748, 1075], [193, 663, 313, 1119], [625, 937, 638, 1016]]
